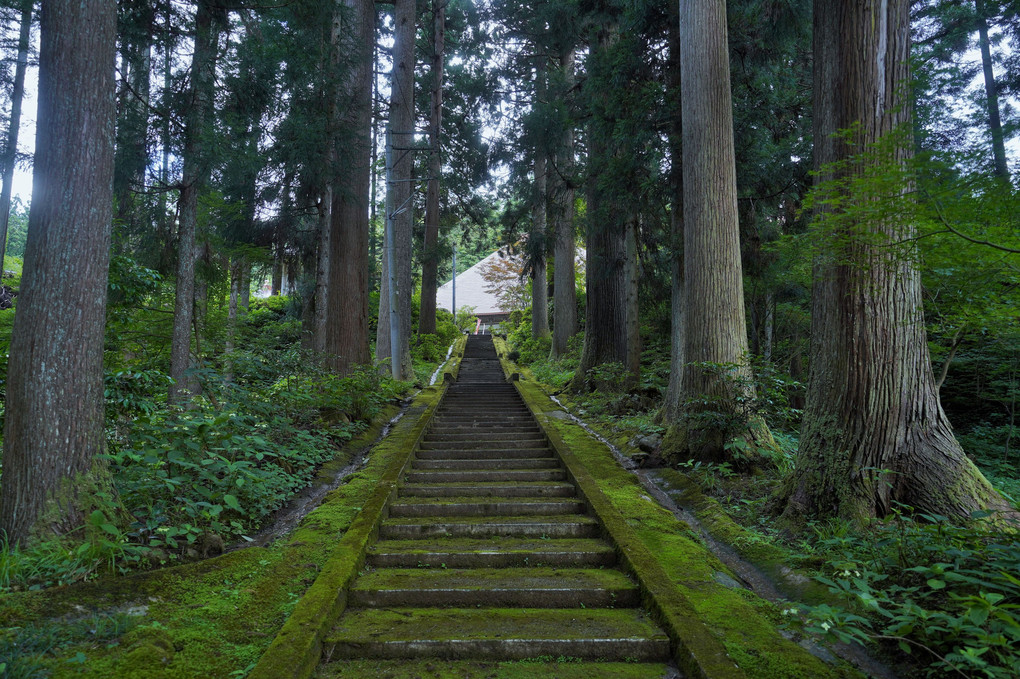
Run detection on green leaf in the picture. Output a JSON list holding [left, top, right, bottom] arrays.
[[898, 640, 911, 654], [927, 578, 946, 590], [223, 494, 242, 512], [969, 606, 990, 626], [101, 523, 120, 536]]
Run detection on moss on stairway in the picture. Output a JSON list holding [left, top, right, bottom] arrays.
[[511, 375, 859, 679]]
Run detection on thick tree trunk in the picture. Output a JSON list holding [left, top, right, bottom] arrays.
[[550, 47, 577, 359], [0, 0, 32, 267], [782, 0, 1012, 523], [225, 258, 240, 383], [170, 0, 220, 403], [314, 188, 331, 354], [419, 0, 446, 336], [239, 258, 251, 311], [327, 0, 374, 374], [662, 5, 685, 423], [575, 23, 628, 389], [377, 0, 415, 380], [625, 216, 641, 378], [664, 0, 770, 466], [531, 149, 550, 339], [975, 0, 1009, 178], [114, 0, 153, 235], [0, 0, 116, 545]]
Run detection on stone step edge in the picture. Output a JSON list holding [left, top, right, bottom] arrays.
[[247, 336, 467, 679]]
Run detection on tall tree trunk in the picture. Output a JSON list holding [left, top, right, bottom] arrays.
[[976, 0, 1009, 178], [531, 148, 550, 339], [114, 0, 153, 237], [377, 0, 415, 380], [0, 0, 116, 545], [782, 0, 1012, 523], [239, 256, 251, 311], [225, 258, 240, 383], [327, 0, 374, 373], [314, 187, 331, 353], [169, 0, 220, 403], [662, 3, 685, 423], [549, 47, 577, 359], [0, 0, 33, 266], [663, 0, 770, 466], [419, 0, 446, 336], [626, 215, 641, 378]]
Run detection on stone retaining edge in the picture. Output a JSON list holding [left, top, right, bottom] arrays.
[[249, 337, 466, 679], [494, 344, 746, 678]]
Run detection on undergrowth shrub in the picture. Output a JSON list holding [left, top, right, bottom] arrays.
[[790, 509, 1020, 678]]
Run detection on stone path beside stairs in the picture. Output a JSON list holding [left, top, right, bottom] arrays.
[[318, 335, 673, 674]]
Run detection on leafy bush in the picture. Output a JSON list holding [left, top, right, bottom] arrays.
[[109, 406, 340, 547], [790, 510, 1020, 678]]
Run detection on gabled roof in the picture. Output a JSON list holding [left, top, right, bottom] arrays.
[[435, 249, 510, 316]]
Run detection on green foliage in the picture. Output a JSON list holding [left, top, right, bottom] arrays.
[[0, 609, 139, 677], [789, 510, 1020, 678]]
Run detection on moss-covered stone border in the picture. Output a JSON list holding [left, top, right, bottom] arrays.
[[249, 338, 466, 679], [511, 380, 745, 679]]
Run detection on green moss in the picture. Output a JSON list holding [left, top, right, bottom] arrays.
[[315, 659, 671, 679], [513, 378, 858, 679], [0, 379, 454, 679]]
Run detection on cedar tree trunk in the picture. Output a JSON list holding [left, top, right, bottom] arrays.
[[782, 0, 1013, 523], [0, 0, 117, 545], [419, 0, 446, 335]]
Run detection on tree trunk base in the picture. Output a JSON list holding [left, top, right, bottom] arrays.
[[661, 417, 778, 474]]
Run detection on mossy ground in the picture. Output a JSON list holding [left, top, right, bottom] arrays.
[[0, 403, 410, 678], [512, 376, 859, 679], [315, 658, 673, 679]]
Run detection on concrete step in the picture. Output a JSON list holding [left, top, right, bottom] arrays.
[[411, 458, 560, 471], [398, 482, 576, 498], [429, 424, 542, 433], [349, 567, 640, 608], [415, 448, 552, 460], [366, 538, 617, 568], [379, 514, 600, 539], [324, 608, 671, 661], [404, 469, 567, 484], [425, 432, 546, 443], [419, 439, 548, 451], [388, 497, 584, 518]]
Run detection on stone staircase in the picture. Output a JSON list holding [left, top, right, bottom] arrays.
[[321, 335, 671, 667]]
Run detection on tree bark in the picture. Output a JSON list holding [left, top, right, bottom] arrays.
[[170, 0, 221, 403], [664, 0, 770, 465], [418, 0, 446, 336], [662, 3, 685, 423], [531, 148, 550, 339], [573, 24, 632, 390], [0, 0, 33, 267], [0, 0, 117, 545], [114, 0, 153, 235], [225, 257, 240, 383], [377, 0, 415, 380], [549, 47, 577, 359], [314, 187, 331, 354], [975, 0, 1009, 178], [782, 0, 1012, 523], [327, 0, 374, 374]]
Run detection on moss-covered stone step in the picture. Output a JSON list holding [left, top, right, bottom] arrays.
[[324, 608, 670, 661], [412, 458, 560, 471], [433, 411, 533, 419], [348, 567, 640, 608], [414, 447, 553, 461], [426, 431, 547, 442], [397, 482, 577, 498], [315, 658, 675, 679], [379, 514, 600, 539], [420, 438, 547, 451], [405, 469, 567, 484], [366, 538, 618, 568], [436, 414, 536, 423], [416, 448, 554, 461], [387, 497, 584, 518]]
